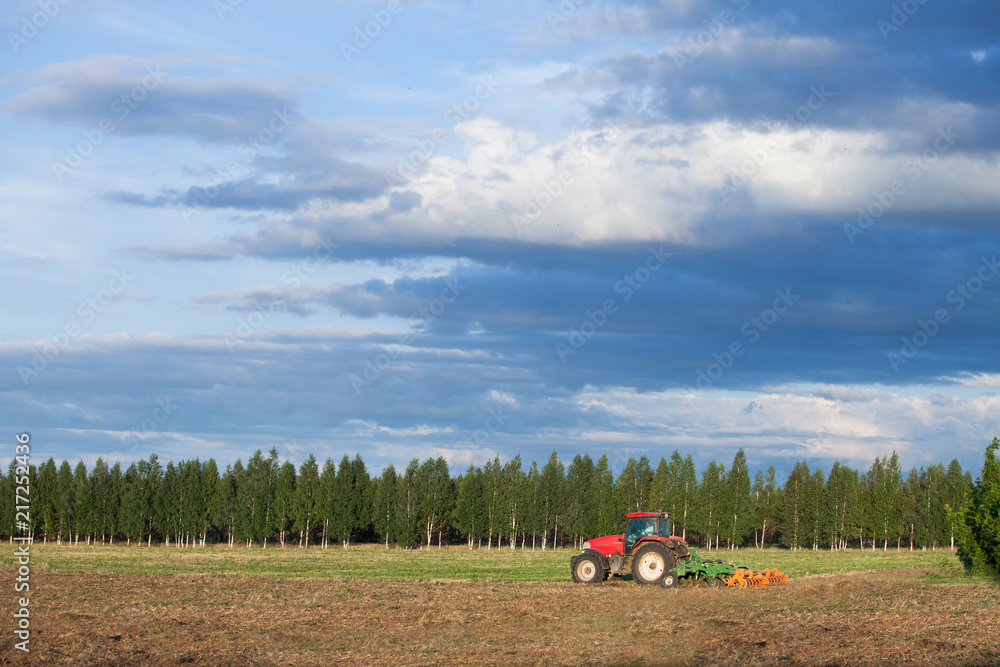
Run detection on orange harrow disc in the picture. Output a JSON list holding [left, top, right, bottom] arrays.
[[725, 568, 787, 588]]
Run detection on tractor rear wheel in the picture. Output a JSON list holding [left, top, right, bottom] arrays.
[[571, 552, 605, 584], [631, 543, 676, 585]]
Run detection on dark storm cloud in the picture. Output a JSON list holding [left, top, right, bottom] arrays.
[[565, 0, 1000, 149], [182, 223, 1000, 389], [607, 0, 1000, 45]]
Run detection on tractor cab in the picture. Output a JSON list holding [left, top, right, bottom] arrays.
[[623, 512, 671, 553]]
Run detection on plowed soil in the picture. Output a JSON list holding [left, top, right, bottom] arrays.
[[2, 568, 998, 666]]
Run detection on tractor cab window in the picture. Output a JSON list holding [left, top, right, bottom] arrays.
[[625, 518, 657, 548], [659, 518, 671, 537]]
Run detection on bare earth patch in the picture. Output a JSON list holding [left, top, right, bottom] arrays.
[[2, 567, 999, 666]]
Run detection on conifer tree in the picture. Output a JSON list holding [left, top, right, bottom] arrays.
[[953, 437, 1000, 576], [56, 461, 74, 543], [200, 459, 221, 546], [781, 460, 811, 550], [481, 456, 504, 549], [524, 461, 542, 549], [178, 459, 203, 546], [274, 460, 297, 548], [695, 460, 725, 549], [89, 458, 114, 543], [650, 456, 672, 517], [670, 453, 698, 540], [36, 459, 58, 542], [330, 455, 355, 548], [826, 462, 858, 550], [537, 452, 565, 549], [901, 467, 921, 550], [351, 454, 371, 539], [394, 458, 421, 548], [119, 463, 146, 545], [942, 459, 971, 549], [319, 458, 337, 548], [240, 450, 278, 548], [808, 467, 826, 550], [217, 460, 242, 547], [565, 454, 596, 548], [500, 455, 526, 549], [419, 456, 452, 548], [293, 455, 321, 547], [155, 461, 181, 546], [724, 450, 752, 549], [71, 461, 92, 544], [108, 463, 123, 544], [594, 454, 616, 536], [141, 454, 163, 546], [452, 464, 483, 549]]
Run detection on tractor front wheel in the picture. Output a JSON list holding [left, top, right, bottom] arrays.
[[631, 543, 676, 585], [571, 552, 605, 584]]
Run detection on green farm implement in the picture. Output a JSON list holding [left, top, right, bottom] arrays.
[[673, 549, 788, 588]]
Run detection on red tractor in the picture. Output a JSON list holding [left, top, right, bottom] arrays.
[[570, 512, 689, 587], [571, 511, 788, 588]]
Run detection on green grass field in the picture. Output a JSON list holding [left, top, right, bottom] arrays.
[[6, 541, 989, 584]]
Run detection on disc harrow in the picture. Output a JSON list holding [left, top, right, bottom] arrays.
[[724, 567, 788, 588]]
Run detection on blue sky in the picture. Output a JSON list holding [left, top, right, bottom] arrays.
[[2, 0, 999, 480]]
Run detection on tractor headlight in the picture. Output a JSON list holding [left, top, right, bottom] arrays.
[[582, 541, 591, 551]]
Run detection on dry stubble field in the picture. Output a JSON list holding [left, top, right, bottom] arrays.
[[1, 545, 998, 666]]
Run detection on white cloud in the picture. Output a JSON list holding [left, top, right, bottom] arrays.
[[570, 383, 999, 470], [284, 115, 1000, 250]]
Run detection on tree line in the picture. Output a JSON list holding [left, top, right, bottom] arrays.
[[4, 447, 976, 552]]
